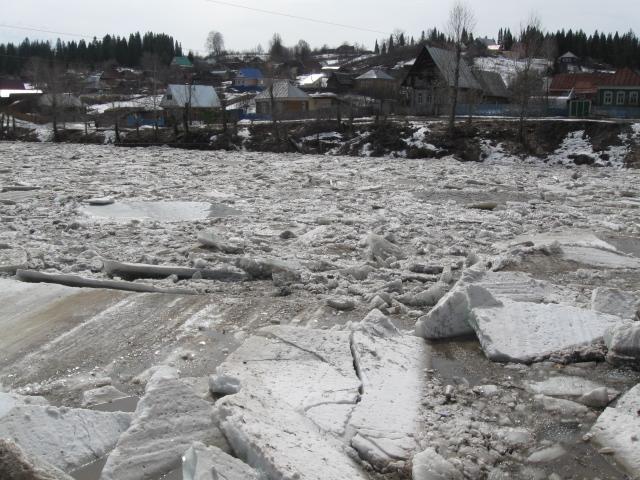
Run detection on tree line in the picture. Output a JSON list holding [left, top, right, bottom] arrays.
[[0, 32, 184, 75], [374, 25, 640, 70], [498, 27, 640, 69]]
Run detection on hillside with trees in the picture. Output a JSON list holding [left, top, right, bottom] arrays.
[[0, 32, 183, 74]]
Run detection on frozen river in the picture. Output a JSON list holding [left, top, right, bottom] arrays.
[[0, 141, 639, 479]]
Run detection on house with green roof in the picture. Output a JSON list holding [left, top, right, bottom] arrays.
[[170, 56, 193, 69]]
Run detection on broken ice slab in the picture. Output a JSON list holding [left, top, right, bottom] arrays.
[[415, 268, 558, 340], [79, 200, 241, 223], [562, 246, 640, 269], [210, 326, 360, 436], [197, 230, 245, 254], [211, 311, 428, 472], [100, 367, 230, 480], [214, 386, 369, 480], [469, 299, 622, 363], [182, 441, 260, 480], [592, 287, 640, 320], [525, 375, 619, 404], [496, 230, 640, 269], [590, 384, 640, 478], [605, 321, 640, 366], [349, 312, 429, 468], [0, 439, 74, 480], [0, 247, 27, 274], [0, 398, 130, 473]]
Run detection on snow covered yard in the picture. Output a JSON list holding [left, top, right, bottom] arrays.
[[1, 141, 640, 479]]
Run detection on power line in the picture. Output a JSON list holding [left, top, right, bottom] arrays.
[[202, 0, 391, 36], [0, 23, 93, 40]]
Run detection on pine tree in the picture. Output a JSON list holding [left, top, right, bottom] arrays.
[[374, 40, 380, 54]]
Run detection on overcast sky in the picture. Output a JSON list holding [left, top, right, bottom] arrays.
[[1, 0, 638, 53]]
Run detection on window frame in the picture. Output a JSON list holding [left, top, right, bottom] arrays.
[[630, 91, 639, 106], [603, 91, 613, 105], [616, 91, 626, 105]]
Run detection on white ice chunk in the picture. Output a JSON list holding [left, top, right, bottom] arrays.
[[592, 287, 639, 319], [349, 323, 428, 467], [469, 299, 623, 363], [0, 404, 130, 473], [214, 387, 368, 480], [100, 367, 229, 480], [591, 384, 640, 477], [182, 441, 260, 480]]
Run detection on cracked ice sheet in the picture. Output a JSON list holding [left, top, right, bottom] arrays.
[[213, 326, 361, 436], [349, 329, 428, 468], [212, 321, 428, 473], [214, 386, 369, 480]]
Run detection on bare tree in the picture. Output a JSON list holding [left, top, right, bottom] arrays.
[[511, 14, 545, 143], [206, 31, 225, 58], [445, 0, 476, 135], [141, 52, 169, 139], [294, 40, 311, 62]]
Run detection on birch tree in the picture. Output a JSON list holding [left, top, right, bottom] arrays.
[[511, 15, 545, 143], [446, 1, 476, 135], [206, 31, 225, 58]]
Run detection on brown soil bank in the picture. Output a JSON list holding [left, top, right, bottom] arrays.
[[3, 118, 638, 167]]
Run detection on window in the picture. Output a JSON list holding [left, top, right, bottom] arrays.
[[426, 94, 433, 104], [166, 94, 173, 100], [630, 91, 639, 105], [417, 93, 423, 105], [616, 91, 626, 105], [603, 91, 613, 105]]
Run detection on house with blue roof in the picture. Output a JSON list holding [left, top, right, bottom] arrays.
[[233, 68, 264, 91]]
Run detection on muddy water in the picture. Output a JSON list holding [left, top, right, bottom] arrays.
[[429, 338, 640, 479], [90, 396, 140, 413]]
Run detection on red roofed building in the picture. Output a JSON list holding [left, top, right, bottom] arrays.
[[597, 68, 640, 107], [550, 69, 640, 116], [549, 72, 613, 100]]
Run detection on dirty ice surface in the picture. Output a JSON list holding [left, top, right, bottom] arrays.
[[80, 200, 240, 223], [0, 141, 639, 480]]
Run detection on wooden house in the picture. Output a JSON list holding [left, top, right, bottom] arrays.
[[402, 46, 482, 115], [597, 68, 640, 108], [556, 52, 581, 73]]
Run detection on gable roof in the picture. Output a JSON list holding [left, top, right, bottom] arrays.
[[559, 51, 579, 59], [161, 84, 220, 108], [426, 46, 481, 90], [403, 46, 481, 90], [356, 69, 395, 81], [254, 81, 310, 101], [171, 56, 193, 68], [237, 68, 263, 80], [474, 70, 510, 98], [601, 68, 640, 87]]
